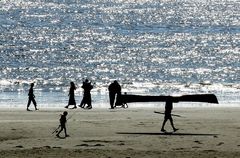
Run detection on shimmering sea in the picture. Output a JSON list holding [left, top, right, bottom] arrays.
[[0, 0, 239, 108]]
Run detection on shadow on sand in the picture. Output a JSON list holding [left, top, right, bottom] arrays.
[[117, 132, 218, 137]]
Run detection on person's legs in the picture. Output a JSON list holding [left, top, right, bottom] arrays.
[[27, 98, 31, 111], [63, 127, 69, 137], [169, 117, 178, 131], [72, 97, 77, 108], [86, 95, 92, 109], [65, 102, 69, 108], [109, 92, 115, 109], [115, 93, 122, 106], [32, 98, 38, 110], [56, 127, 63, 137], [86, 102, 92, 109], [161, 118, 167, 132], [71, 102, 77, 109], [161, 112, 171, 132], [79, 99, 85, 108]]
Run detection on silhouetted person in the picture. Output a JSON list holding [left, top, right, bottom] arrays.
[[108, 80, 121, 109], [65, 82, 77, 109], [161, 97, 178, 132], [27, 83, 38, 111], [79, 79, 93, 109], [56, 111, 69, 138], [114, 83, 123, 107]]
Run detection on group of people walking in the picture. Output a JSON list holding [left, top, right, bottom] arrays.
[[64, 79, 94, 110], [27, 79, 178, 137], [26, 79, 122, 111]]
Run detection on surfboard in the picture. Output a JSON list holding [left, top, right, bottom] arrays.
[[115, 94, 218, 104]]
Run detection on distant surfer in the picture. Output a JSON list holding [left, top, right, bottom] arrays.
[[108, 80, 121, 109], [161, 97, 178, 132], [65, 82, 77, 109], [79, 79, 93, 109], [56, 111, 69, 138], [27, 83, 39, 111]]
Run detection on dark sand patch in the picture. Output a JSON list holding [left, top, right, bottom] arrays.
[[0, 149, 240, 158]]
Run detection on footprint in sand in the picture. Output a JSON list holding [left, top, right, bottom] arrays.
[[32, 146, 51, 150], [192, 146, 201, 149], [174, 148, 185, 150], [194, 140, 202, 144], [94, 144, 104, 147], [76, 144, 104, 147], [137, 122, 145, 126], [118, 143, 125, 146], [76, 144, 89, 147], [52, 147, 62, 149], [217, 142, 224, 146], [43, 146, 51, 149]]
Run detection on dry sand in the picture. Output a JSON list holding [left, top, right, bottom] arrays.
[[0, 107, 240, 158]]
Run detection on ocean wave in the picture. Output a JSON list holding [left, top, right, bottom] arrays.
[[0, 79, 239, 95]]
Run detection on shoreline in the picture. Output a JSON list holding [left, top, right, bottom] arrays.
[[1, 102, 240, 111], [0, 90, 240, 109]]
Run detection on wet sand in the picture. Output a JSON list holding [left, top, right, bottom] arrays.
[[0, 107, 240, 157]]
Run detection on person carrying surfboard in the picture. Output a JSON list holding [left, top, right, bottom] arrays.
[[161, 97, 178, 132]]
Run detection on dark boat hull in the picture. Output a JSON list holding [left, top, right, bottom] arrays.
[[116, 94, 218, 105]]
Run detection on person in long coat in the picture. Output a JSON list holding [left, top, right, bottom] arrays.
[[65, 82, 77, 109], [108, 80, 121, 109], [79, 79, 93, 109]]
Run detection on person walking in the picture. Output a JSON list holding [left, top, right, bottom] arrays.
[[79, 79, 93, 109], [27, 83, 38, 111], [108, 80, 121, 109], [65, 82, 77, 109], [56, 111, 69, 138], [161, 97, 178, 132]]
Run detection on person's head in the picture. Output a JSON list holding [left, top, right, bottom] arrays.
[[63, 111, 68, 116], [114, 80, 118, 84], [70, 82, 75, 87], [85, 79, 89, 83], [30, 83, 34, 87]]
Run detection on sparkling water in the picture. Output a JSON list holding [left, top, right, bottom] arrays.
[[0, 0, 240, 107]]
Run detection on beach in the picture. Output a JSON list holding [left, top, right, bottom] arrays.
[[0, 106, 239, 158], [1, 0, 240, 157]]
